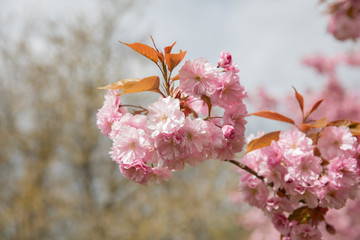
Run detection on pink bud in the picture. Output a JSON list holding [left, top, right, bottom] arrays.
[[218, 51, 232, 68], [222, 124, 237, 140]]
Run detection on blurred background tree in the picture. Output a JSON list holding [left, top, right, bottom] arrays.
[[0, 0, 247, 239]]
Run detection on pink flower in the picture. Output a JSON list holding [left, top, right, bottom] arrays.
[[110, 113, 147, 139], [239, 177, 269, 210], [298, 185, 321, 209], [266, 197, 294, 214], [110, 125, 153, 165], [317, 126, 357, 160], [327, 156, 359, 188], [119, 160, 153, 185], [217, 137, 245, 161], [290, 223, 322, 240], [154, 131, 186, 170], [206, 120, 226, 159], [302, 54, 336, 75], [218, 51, 232, 68], [96, 90, 127, 137], [327, 12, 360, 41], [223, 103, 248, 133], [211, 71, 246, 108], [222, 124, 237, 140], [272, 213, 290, 236], [151, 167, 173, 183], [179, 58, 219, 97], [287, 153, 322, 184], [147, 96, 185, 136], [318, 179, 349, 209], [180, 117, 210, 159], [185, 96, 209, 116], [277, 129, 314, 162]]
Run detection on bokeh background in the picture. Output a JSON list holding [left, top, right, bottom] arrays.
[[0, 0, 358, 239]]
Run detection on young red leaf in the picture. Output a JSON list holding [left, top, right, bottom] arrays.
[[164, 42, 176, 54], [305, 97, 325, 119], [171, 74, 180, 81], [120, 41, 159, 64], [245, 131, 281, 154], [165, 50, 187, 72], [302, 117, 328, 132], [327, 120, 360, 136], [118, 76, 160, 95], [292, 87, 304, 113], [328, 119, 352, 127], [250, 110, 295, 125], [97, 78, 140, 90]]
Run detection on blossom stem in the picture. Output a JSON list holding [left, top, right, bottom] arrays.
[[225, 159, 290, 199], [224, 159, 264, 181]]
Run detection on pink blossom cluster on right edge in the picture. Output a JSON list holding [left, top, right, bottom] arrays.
[[237, 125, 360, 240], [325, 0, 360, 41], [96, 52, 247, 185], [241, 48, 360, 240]]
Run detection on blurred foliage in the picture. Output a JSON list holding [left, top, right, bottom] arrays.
[[0, 1, 247, 239]]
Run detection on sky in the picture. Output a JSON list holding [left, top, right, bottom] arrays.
[[1, 0, 358, 132], [1, 0, 355, 91], [142, 0, 356, 93]]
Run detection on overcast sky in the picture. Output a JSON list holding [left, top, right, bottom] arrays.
[[1, 0, 358, 132], [2, 0, 356, 89]]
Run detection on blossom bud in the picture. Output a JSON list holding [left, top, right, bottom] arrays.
[[218, 52, 232, 68], [222, 124, 237, 140]]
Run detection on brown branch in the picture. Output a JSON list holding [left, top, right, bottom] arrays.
[[224, 159, 264, 181]]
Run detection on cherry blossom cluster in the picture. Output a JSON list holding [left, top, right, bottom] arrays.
[[238, 124, 360, 239], [96, 42, 247, 184], [322, 0, 360, 41], [233, 191, 360, 240], [239, 48, 360, 239]]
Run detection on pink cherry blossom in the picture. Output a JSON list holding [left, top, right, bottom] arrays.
[[318, 179, 349, 209], [179, 58, 219, 97], [302, 54, 336, 75], [327, 156, 359, 188], [277, 129, 314, 162], [150, 167, 173, 184], [239, 177, 269, 210], [327, 11, 360, 41], [205, 120, 227, 159], [223, 102, 248, 132], [154, 131, 186, 170], [317, 126, 357, 160], [96, 90, 127, 137], [110, 125, 153, 165], [218, 51, 232, 69], [222, 124, 237, 140], [109, 113, 147, 139], [119, 160, 153, 185], [211, 71, 246, 108], [286, 153, 322, 184], [272, 213, 290, 236], [266, 197, 294, 214], [217, 137, 246, 161], [185, 96, 209, 116], [290, 223, 322, 240], [147, 96, 185, 136], [180, 117, 210, 158]]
